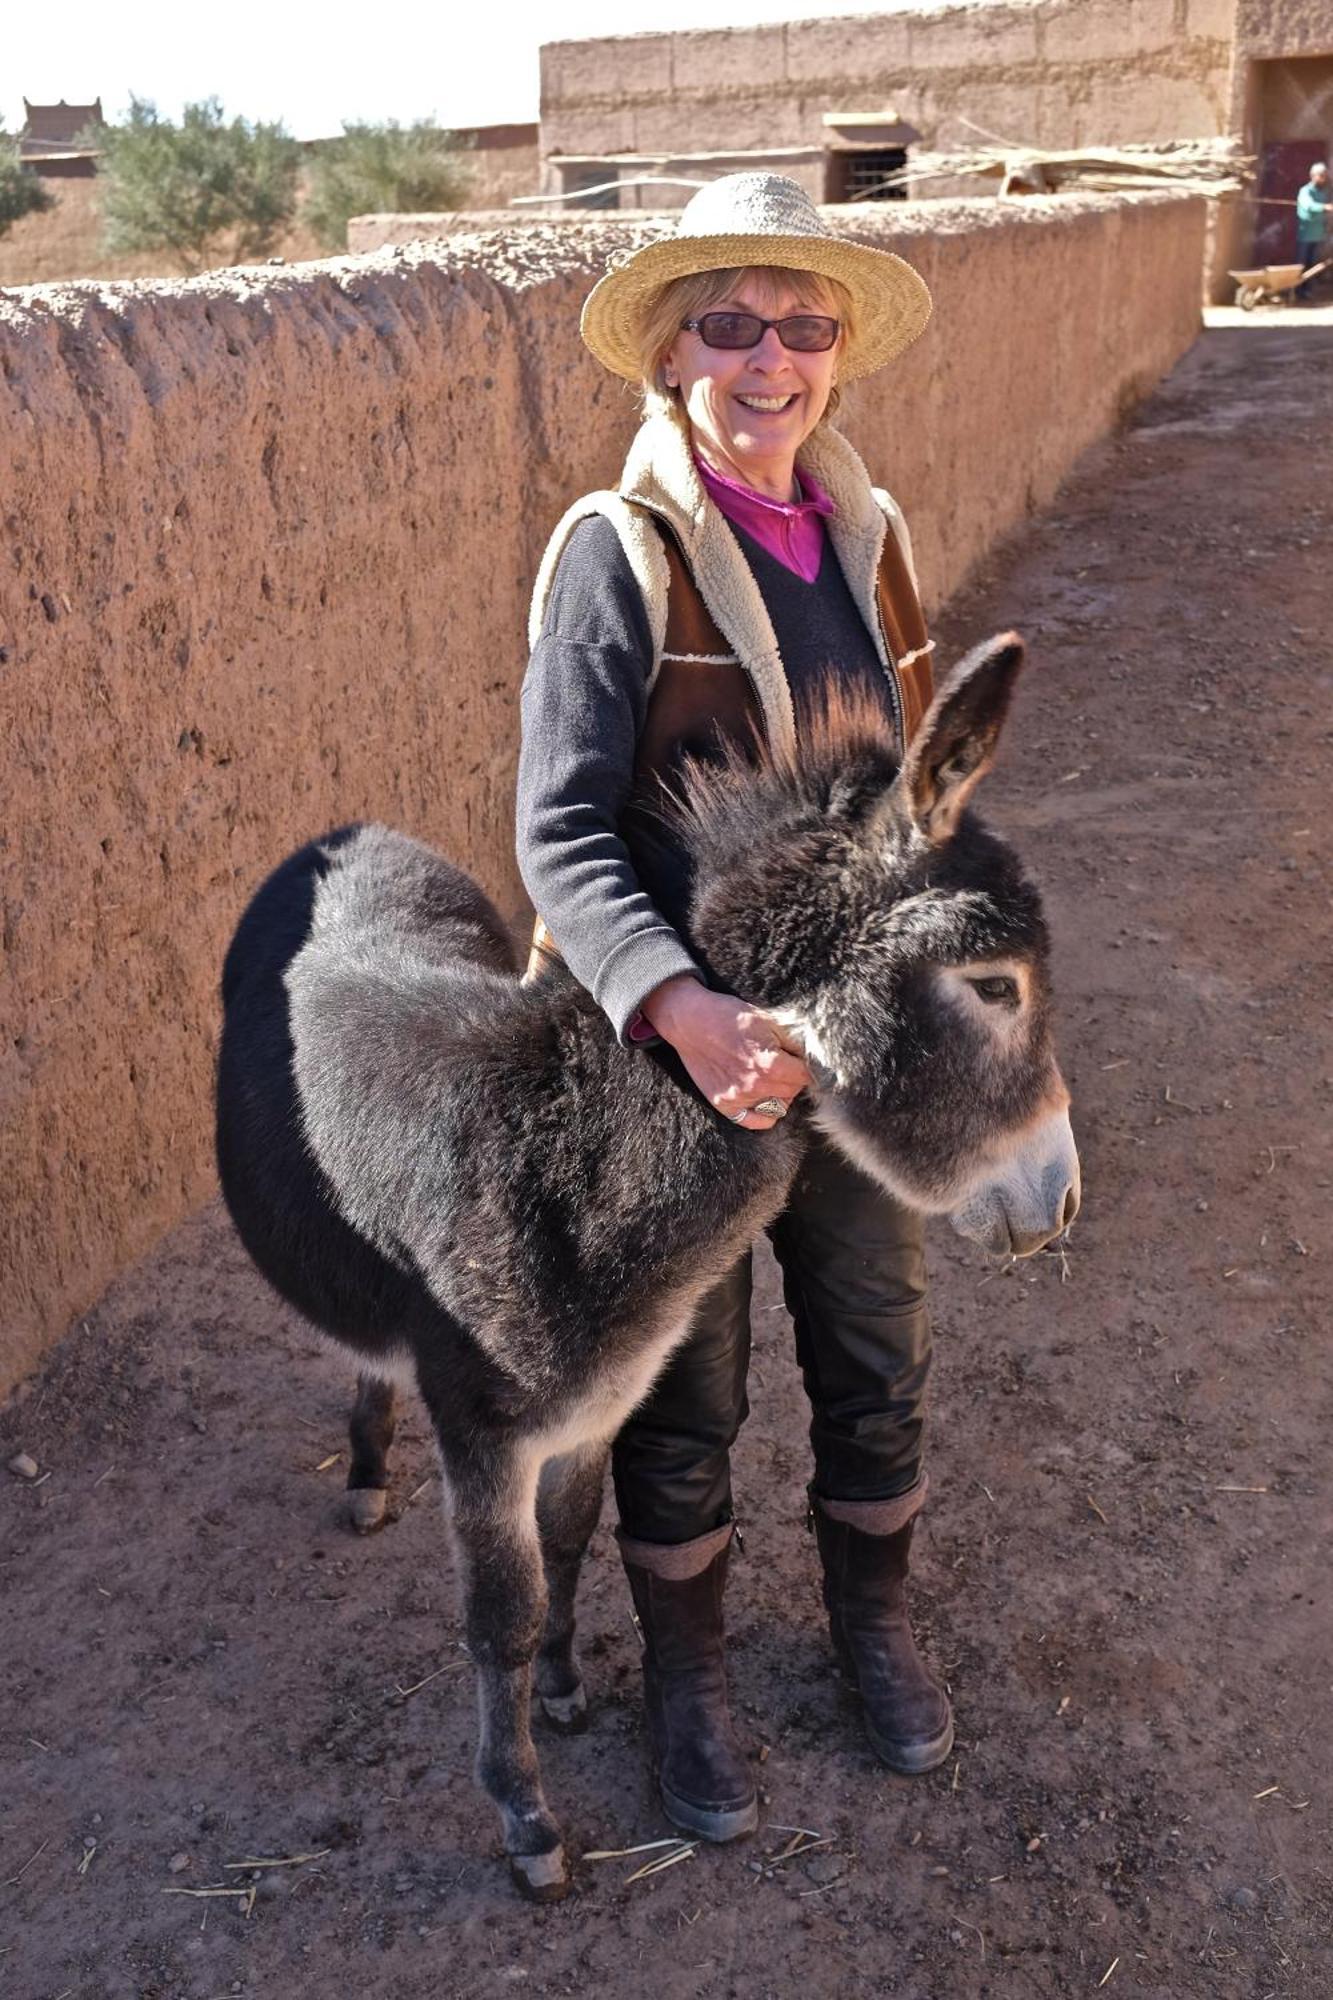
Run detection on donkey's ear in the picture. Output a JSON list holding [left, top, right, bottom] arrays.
[[898, 632, 1025, 843]]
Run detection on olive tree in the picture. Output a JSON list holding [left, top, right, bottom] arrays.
[[0, 127, 54, 237], [303, 120, 472, 250], [91, 97, 300, 274]]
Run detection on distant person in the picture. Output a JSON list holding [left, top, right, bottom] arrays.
[[1296, 161, 1330, 297]]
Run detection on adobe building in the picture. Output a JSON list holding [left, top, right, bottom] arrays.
[[453, 121, 540, 210], [19, 98, 103, 178], [538, 0, 1333, 293]]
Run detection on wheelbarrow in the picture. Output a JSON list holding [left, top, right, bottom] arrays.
[[1228, 259, 1331, 309]]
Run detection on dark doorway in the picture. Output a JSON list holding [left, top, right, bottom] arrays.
[[559, 165, 619, 212], [1255, 140, 1329, 263], [826, 148, 908, 203], [1251, 56, 1333, 264]]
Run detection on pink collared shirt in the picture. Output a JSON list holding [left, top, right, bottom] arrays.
[[696, 456, 836, 583]]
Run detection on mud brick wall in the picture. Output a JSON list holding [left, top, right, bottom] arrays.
[[0, 191, 1204, 1395], [539, 2, 1238, 167]]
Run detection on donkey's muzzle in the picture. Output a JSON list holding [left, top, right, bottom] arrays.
[[948, 1107, 1081, 1260]]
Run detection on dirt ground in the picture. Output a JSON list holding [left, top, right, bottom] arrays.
[[3, 318, 1330, 2000]]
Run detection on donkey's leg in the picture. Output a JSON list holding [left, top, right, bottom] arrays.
[[345, 1373, 396, 1535], [534, 1443, 607, 1732], [444, 1444, 569, 1901]]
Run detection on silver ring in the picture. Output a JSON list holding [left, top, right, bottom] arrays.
[[730, 1108, 750, 1124], [751, 1097, 788, 1120]]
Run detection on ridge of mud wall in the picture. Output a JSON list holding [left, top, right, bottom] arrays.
[[0, 191, 1203, 1396]]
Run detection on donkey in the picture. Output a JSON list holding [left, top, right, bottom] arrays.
[[215, 634, 1079, 1902]]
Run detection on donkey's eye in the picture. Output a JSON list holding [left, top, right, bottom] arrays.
[[969, 975, 1020, 1006]]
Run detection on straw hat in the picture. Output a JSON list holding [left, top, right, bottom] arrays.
[[580, 172, 932, 385]]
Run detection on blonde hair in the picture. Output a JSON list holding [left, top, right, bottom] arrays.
[[637, 265, 855, 420]]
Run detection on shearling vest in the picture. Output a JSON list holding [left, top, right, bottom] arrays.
[[525, 406, 934, 979]]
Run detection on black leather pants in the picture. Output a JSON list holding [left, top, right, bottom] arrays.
[[612, 1130, 931, 1544]]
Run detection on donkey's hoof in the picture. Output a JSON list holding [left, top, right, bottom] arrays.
[[539, 1683, 588, 1734], [347, 1488, 388, 1535], [508, 1844, 570, 1902]]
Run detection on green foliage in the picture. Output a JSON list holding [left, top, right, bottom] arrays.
[[91, 97, 300, 274], [0, 126, 54, 238], [303, 120, 473, 251]]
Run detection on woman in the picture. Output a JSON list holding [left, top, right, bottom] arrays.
[[516, 174, 948, 1842]]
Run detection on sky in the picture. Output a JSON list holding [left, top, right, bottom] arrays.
[[6, 0, 934, 144]]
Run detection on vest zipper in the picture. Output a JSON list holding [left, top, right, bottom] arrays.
[[878, 611, 906, 753], [870, 517, 907, 753]]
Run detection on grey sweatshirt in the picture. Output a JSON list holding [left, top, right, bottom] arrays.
[[516, 512, 893, 1039]]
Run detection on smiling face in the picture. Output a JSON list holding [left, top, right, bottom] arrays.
[[661, 269, 843, 499]]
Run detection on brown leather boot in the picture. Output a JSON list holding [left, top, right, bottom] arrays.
[[812, 1487, 954, 1774], [617, 1522, 759, 1841]]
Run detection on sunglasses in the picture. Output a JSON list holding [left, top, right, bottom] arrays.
[[680, 311, 841, 353]]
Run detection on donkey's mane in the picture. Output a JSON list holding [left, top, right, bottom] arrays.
[[674, 680, 904, 852]]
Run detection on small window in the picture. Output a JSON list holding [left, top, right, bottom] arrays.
[[560, 164, 619, 211], [827, 149, 908, 203]]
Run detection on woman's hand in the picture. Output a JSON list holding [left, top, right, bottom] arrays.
[[642, 975, 811, 1130]]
